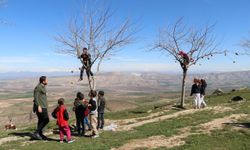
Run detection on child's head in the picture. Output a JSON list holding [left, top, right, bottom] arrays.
[[76, 92, 84, 100], [98, 90, 104, 97], [201, 79, 206, 85], [193, 78, 200, 84], [89, 90, 97, 98], [58, 98, 65, 105], [193, 78, 197, 83], [83, 47, 88, 54]]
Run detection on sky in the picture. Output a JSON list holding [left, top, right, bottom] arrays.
[[0, 0, 250, 74]]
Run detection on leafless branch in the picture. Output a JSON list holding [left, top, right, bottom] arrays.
[[55, 4, 136, 73], [152, 18, 222, 69]]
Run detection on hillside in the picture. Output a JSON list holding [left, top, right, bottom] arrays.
[[0, 71, 250, 127], [0, 89, 250, 149]]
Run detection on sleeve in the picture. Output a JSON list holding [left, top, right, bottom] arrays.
[[33, 87, 38, 105], [90, 100, 97, 111], [34, 86, 43, 107], [103, 98, 106, 108], [51, 108, 57, 119], [64, 109, 69, 121], [190, 85, 194, 96]]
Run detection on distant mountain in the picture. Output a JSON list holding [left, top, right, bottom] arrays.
[[0, 70, 250, 93], [0, 71, 74, 80]]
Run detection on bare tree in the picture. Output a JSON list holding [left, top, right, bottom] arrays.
[[152, 18, 223, 108], [55, 3, 135, 90], [240, 34, 250, 55]]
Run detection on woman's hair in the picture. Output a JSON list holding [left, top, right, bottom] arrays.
[[201, 79, 206, 85], [58, 98, 65, 105], [193, 78, 201, 84]]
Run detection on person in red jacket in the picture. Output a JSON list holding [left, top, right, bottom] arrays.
[[52, 98, 74, 143]]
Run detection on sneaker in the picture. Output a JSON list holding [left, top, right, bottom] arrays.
[[40, 134, 48, 141], [67, 139, 75, 144], [60, 141, 64, 143], [33, 133, 42, 140], [92, 135, 99, 138], [78, 78, 83, 82]]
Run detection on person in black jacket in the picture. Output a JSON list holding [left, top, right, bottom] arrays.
[[78, 47, 94, 81], [97, 90, 106, 130], [88, 90, 99, 138], [73, 92, 87, 136], [190, 78, 201, 109], [200, 79, 207, 108]]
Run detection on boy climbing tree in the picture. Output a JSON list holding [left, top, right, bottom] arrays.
[[55, 1, 136, 91], [78, 47, 94, 89]]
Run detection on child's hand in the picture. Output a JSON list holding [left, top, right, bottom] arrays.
[[38, 106, 42, 113]]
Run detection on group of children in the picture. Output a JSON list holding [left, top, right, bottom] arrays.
[[190, 78, 207, 109], [51, 90, 106, 143]]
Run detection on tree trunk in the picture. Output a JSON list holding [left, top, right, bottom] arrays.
[[180, 68, 188, 108]]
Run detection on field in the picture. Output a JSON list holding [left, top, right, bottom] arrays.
[[0, 71, 250, 149], [0, 88, 250, 149]]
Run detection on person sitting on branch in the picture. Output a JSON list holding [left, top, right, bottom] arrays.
[[78, 47, 94, 82], [179, 51, 190, 66]]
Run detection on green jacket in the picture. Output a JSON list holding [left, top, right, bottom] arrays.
[[34, 83, 48, 109]]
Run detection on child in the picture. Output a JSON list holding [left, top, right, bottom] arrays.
[[88, 90, 99, 138], [52, 98, 74, 143], [200, 79, 207, 108], [97, 90, 106, 130], [83, 98, 91, 131], [79, 47, 94, 81], [190, 78, 201, 109], [73, 92, 87, 136]]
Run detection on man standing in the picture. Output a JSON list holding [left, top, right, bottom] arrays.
[[33, 76, 49, 140]]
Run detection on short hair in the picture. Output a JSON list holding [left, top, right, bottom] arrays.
[[83, 47, 88, 51], [76, 92, 84, 100], [98, 90, 104, 96], [89, 90, 97, 97], [58, 98, 65, 105], [201, 79, 206, 85], [39, 76, 47, 83]]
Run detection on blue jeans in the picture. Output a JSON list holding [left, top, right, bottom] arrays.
[[84, 117, 91, 129]]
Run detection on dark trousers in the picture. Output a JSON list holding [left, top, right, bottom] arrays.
[[97, 112, 104, 129], [80, 66, 94, 79], [76, 116, 85, 135], [36, 108, 49, 135]]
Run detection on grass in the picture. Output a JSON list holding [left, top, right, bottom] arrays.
[[0, 91, 33, 100], [168, 129, 250, 150], [1, 90, 250, 150]]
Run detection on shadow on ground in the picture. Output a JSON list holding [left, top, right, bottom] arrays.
[[9, 132, 59, 141], [224, 123, 250, 129]]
